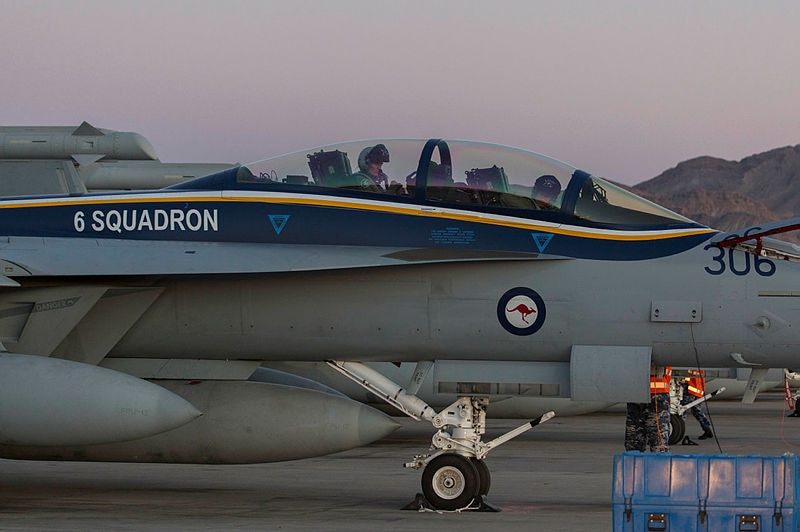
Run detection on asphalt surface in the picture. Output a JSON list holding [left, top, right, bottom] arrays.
[[2, 394, 799, 531]]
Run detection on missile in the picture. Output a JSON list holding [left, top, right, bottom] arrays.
[[0, 122, 157, 161], [0, 379, 400, 464], [0, 122, 235, 194], [0, 354, 201, 446]]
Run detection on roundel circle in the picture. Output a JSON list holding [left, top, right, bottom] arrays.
[[497, 287, 546, 336]]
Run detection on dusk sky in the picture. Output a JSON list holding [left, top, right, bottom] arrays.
[[2, 1, 799, 184]]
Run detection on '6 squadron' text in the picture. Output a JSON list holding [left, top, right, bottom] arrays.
[[73, 209, 219, 234]]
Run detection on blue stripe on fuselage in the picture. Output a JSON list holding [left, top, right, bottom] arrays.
[[0, 192, 716, 261]]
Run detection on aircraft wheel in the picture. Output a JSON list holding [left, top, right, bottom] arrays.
[[471, 458, 491, 496], [422, 454, 480, 510], [668, 413, 685, 445]]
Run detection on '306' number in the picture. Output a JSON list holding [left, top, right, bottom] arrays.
[[704, 244, 775, 276]]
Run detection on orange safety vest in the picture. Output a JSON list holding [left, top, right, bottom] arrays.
[[650, 366, 672, 394], [686, 370, 705, 398]]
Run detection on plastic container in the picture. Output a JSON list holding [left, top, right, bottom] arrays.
[[612, 452, 797, 531]]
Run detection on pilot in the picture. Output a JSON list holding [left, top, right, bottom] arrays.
[[532, 174, 561, 210], [354, 144, 394, 191]]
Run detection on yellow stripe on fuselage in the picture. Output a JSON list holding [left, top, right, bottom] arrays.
[[0, 191, 716, 243]]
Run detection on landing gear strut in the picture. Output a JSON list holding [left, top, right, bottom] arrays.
[[328, 361, 555, 511]]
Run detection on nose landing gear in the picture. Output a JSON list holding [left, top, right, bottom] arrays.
[[405, 403, 554, 511], [328, 361, 555, 512]]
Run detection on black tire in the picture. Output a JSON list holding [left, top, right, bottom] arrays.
[[421, 454, 480, 510], [668, 413, 686, 445], [471, 458, 491, 496]]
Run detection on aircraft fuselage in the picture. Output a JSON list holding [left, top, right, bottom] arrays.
[[92, 247, 800, 369]]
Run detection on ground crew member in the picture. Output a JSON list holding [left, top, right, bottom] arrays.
[[681, 370, 713, 442], [625, 365, 671, 453], [785, 369, 800, 417]]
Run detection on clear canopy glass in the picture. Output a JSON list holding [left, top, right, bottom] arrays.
[[241, 139, 693, 227]]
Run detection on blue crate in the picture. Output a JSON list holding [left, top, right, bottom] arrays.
[[613, 453, 797, 531]]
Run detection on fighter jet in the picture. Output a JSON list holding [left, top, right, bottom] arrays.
[[1, 124, 615, 423], [1, 137, 799, 510]]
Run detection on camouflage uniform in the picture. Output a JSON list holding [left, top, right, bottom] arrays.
[[681, 382, 712, 433], [624, 402, 649, 451], [624, 394, 670, 453]]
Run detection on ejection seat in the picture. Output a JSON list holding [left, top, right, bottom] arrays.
[[307, 149, 353, 187]]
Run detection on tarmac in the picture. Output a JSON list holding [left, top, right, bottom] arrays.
[[2, 393, 800, 531]]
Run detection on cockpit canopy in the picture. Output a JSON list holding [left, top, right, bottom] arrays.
[[183, 139, 698, 230]]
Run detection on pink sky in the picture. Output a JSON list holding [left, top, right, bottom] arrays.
[[2, 0, 799, 184]]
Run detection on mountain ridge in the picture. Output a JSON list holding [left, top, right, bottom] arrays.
[[632, 145, 800, 237]]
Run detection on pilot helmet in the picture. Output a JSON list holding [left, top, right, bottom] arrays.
[[358, 144, 390, 172], [534, 174, 561, 197]]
